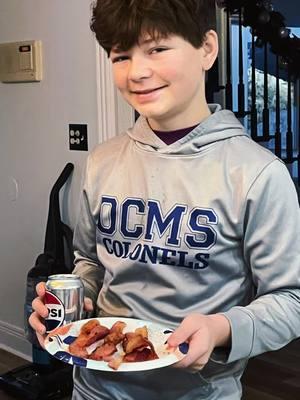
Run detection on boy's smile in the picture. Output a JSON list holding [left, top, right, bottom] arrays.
[[130, 84, 168, 104], [110, 33, 218, 130]]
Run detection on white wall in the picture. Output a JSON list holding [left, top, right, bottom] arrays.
[[0, 0, 133, 359]]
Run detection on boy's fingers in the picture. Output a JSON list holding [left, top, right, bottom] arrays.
[[36, 332, 46, 349], [28, 283, 48, 349], [36, 281, 46, 297], [172, 335, 207, 369], [32, 297, 48, 318], [84, 297, 94, 311], [28, 311, 46, 336]]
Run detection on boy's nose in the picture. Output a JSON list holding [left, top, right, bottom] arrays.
[[128, 57, 152, 81]]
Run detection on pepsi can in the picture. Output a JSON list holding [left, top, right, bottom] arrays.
[[45, 274, 84, 333]]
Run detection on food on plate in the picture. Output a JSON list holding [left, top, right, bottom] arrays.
[[68, 320, 109, 359], [89, 342, 117, 361], [68, 319, 159, 369]]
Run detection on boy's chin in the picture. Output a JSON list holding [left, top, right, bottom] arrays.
[[133, 108, 167, 121]]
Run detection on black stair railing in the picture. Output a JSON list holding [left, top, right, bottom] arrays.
[[274, 54, 281, 157], [215, 0, 300, 186], [251, 32, 258, 141]]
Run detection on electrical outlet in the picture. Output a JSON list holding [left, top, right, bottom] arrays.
[[69, 124, 88, 151]]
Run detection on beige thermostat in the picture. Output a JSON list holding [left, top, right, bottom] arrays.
[[0, 40, 43, 83]]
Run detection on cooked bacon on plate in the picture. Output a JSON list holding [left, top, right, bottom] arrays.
[[68, 319, 158, 369]]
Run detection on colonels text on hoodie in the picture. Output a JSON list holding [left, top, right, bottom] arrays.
[[97, 195, 216, 270]]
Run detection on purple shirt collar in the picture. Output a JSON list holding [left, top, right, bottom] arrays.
[[153, 125, 198, 145]]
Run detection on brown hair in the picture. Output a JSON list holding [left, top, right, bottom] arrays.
[[90, 0, 216, 55]]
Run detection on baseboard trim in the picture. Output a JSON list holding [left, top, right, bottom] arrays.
[[0, 320, 32, 362]]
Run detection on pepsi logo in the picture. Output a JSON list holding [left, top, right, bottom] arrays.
[[45, 291, 65, 332]]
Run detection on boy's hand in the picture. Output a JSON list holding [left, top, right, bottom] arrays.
[[29, 282, 94, 349], [29, 282, 48, 348], [167, 313, 231, 372]]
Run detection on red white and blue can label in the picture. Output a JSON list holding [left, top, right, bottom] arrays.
[[44, 291, 65, 333]]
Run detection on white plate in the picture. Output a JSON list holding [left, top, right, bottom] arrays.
[[45, 317, 188, 372]]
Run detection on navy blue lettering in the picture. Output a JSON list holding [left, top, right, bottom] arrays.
[[145, 201, 187, 246], [139, 245, 159, 264], [129, 244, 143, 260], [97, 196, 217, 270], [120, 198, 145, 239], [122, 241, 131, 258], [185, 208, 217, 250], [103, 237, 113, 254], [159, 248, 177, 266], [97, 196, 117, 235], [101, 238, 211, 270], [194, 253, 210, 269], [112, 240, 124, 258], [177, 250, 191, 268]]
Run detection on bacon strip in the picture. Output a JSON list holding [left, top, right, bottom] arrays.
[[68, 320, 109, 357], [124, 347, 158, 362], [84, 325, 110, 346], [104, 321, 126, 345], [89, 342, 117, 361]]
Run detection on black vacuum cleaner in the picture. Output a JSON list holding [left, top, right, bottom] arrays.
[[0, 163, 75, 400]]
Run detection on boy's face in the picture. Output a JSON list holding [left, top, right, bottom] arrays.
[[110, 32, 218, 130]]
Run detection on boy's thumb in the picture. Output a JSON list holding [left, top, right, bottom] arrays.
[[167, 324, 189, 349], [167, 316, 198, 348]]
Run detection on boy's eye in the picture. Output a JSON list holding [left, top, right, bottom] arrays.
[[111, 56, 129, 64], [150, 47, 168, 54]]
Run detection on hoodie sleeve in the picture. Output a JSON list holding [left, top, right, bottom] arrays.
[[220, 159, 300, 363], [72, 155, 105, 305]]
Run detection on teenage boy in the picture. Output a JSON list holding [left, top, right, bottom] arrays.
[[29, 0, 300, 399]]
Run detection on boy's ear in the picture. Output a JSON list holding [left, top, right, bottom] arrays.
[[201, 30, 219, 71]]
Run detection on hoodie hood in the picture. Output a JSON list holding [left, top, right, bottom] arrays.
[[127, 104, 248, 155]]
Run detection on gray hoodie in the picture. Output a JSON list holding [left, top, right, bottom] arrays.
[[72, 104, 300, 399]]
